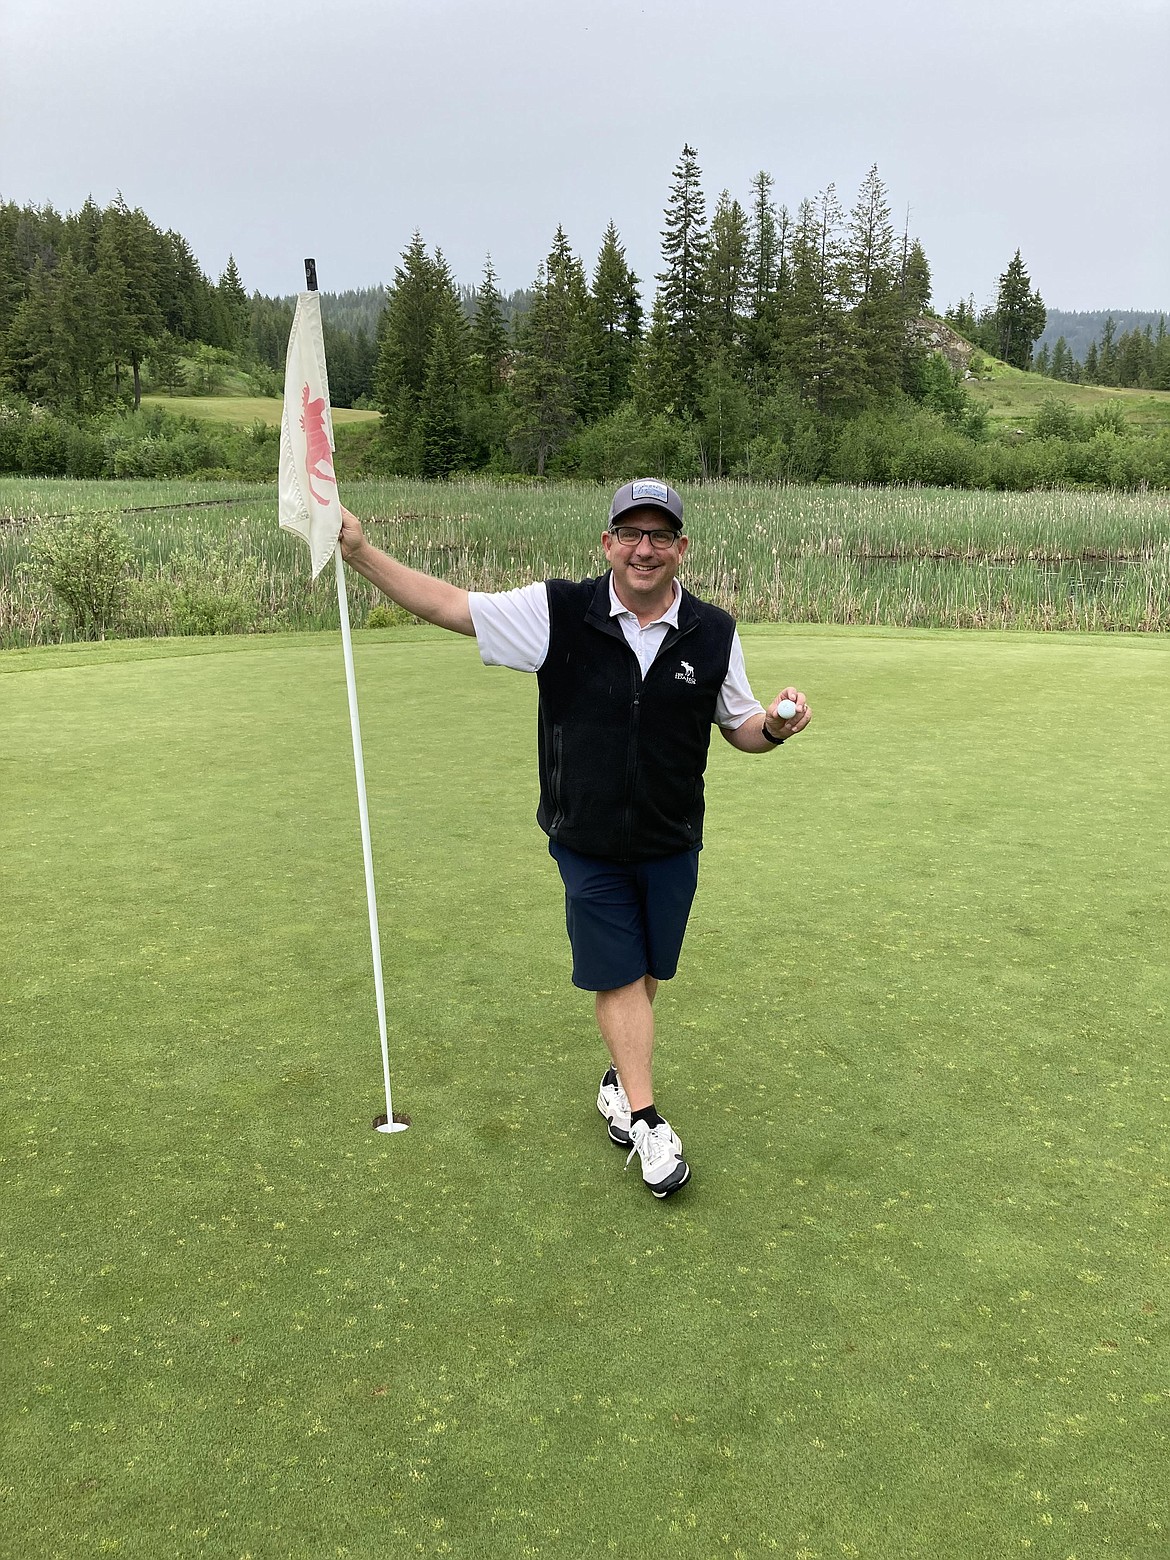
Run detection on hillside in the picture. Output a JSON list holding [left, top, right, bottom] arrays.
[[139, 394, 378, 428], [1037, 309, 1167, 360], [964, 355, 1170, 432]]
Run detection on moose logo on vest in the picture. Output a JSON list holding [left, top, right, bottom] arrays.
[[675, 659, 697, 685]]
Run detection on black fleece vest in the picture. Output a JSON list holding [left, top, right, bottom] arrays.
[[535, 573, 737, 862]]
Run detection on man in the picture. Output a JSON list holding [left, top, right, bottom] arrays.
[[339, 479, 810, 1199]]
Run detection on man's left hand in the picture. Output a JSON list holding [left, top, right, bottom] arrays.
[[763, 688, 811, 742]]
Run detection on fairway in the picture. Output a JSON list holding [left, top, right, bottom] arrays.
[[138, 395, 380, 428], [3, 625, 1168, 1559]]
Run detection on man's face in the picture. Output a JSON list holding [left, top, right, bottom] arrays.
[[602, 506, 688, 605]]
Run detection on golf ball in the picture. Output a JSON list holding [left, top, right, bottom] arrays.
[[776, 699, 798, 720]]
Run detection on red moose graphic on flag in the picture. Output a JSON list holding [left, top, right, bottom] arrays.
[[279, 289, 342, 579], [300, 382, 337, 506]]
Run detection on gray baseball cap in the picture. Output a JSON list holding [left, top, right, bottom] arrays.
[[608, 478, 684, 531]]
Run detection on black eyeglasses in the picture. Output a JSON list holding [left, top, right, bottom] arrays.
[[609, 525, 680, 550]]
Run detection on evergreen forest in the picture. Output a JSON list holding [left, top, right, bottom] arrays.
[[2, 151, 1168, 489]]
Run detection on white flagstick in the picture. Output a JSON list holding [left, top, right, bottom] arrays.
[[333, 541, 407, 1134], [297, 255, 405, 1136]]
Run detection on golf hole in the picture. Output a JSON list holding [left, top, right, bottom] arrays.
[[373, 1112, 412, 1134]]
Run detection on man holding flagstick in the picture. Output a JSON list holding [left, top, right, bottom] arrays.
[[339, 481, 810, 1198]]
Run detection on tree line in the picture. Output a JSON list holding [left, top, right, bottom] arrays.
[[0, 154, 938, 480], [0, 196, 382, 413], [3, 163, 1167, 492], [371, 150, 942, 478], [1033, 315, 1170, 390], [946, 264, 1170, 391]]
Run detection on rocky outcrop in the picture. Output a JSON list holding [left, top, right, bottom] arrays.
[[908, 315, 977, 376]]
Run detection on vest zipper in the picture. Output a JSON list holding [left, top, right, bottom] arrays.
[[621, 665, 641, 861]]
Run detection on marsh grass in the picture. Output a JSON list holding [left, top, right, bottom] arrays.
[[1, 477, 1167, 646]]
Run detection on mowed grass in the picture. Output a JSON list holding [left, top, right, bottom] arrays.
[[139, 395, 379, 427], [2, 626, 1168, 1559], [965, 359, 1170, 433]]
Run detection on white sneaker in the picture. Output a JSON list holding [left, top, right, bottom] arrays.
[[624, 1118, 691, 1198], [596, 1071, 632, 1146]]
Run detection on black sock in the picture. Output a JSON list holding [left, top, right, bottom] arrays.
[[631, 1103, 663, 1131], [602, 1065, 619, 1089]]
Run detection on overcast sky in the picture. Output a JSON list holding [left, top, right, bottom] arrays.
[[3, 0, 1167, 314]]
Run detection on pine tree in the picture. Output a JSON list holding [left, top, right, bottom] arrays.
[[419, 320, 466, 477], [548, 226, 605, 425], [509, 228, 603, 472], [217, 255, 250, 348], [6, 260, 65, 405], [160, 231, 215, 342], [782, 189, 855, 414], [846, 165, 903, 401], [656, 144, 708, 412], [704, 191, 750, 353], [1115, 325, 1151, 388], [1034, 342, 1051, 377], [630, 296, 681, 420], [901, 240, 931, 316], [994, 250, 1046, 370], [374, 234, 468, 473], [747, 171, 779, 318], [99, 198, 163, 407], [696, 348, 750, 478], [508, 261, 576, 475], [1098, 315, 1118, 385], [1050, 336, 1070, 381], [741, 176, 784, 403], [150, 329, 185, 394], [8, 255, 106, 411], [71, 196, 104, 274], [592, 222, 642, 412], [1152, 316, 1170, 392], [471, 255, 509, 398]]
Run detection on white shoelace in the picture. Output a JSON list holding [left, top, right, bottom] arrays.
[[624, 1120, 672, 1171]]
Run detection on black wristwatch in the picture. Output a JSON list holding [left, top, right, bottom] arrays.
[[761, 720, 786, 746]]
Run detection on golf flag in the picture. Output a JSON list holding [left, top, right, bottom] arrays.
[[276, 263, 407, 1136], [279, 290, 340, 580]]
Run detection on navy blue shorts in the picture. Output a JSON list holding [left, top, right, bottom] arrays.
[[548, 841, 701, 992]]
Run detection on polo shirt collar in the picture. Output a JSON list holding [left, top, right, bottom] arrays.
[[607, 574, 682, 629]]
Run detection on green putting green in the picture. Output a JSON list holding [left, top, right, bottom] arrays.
[[2, 625, 1167, 1559]]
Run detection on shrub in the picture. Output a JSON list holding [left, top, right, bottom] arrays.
[[1033, 398, 1086, 442], [27, 512, 130, 638], [563, 406, 702, 483], [889, 423, 975, 487], [830, 411, 901, 484], [365, 603, 412, 628]]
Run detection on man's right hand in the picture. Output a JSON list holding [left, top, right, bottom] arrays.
[[339, 505, 365, 564]]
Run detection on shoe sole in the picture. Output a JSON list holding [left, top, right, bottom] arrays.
[[598, 1098, 631, 1147], [650, 1161, 691, 1198]]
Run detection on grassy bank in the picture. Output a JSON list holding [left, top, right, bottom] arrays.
[[966, 359, 1170, 434], [139, 394, 379, 427], [1, 477, 1168, 647]]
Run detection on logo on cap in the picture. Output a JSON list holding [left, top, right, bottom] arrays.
[[631, 479, 669, 504]]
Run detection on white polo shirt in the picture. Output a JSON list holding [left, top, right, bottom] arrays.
[[467, 577, 764, 730]]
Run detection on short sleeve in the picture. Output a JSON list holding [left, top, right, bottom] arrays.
[[715, 630, 765, 728], [467, 582, 550, 672]]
